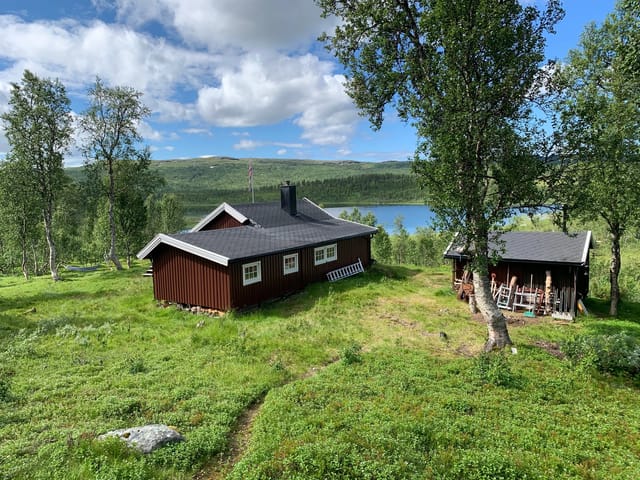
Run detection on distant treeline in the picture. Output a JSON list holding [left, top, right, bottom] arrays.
[[176, 173, 423, 218]]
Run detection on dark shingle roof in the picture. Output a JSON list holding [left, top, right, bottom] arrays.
[[444, 231, 593, 266], [138, 198, 376, 264], [232, 199, 335, 228]]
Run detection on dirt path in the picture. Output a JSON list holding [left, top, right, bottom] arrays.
[[194, 399, 263, 480], [194, 358, 341, 479]]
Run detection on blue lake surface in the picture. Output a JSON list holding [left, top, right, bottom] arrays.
[[325, 205, 434, 234]]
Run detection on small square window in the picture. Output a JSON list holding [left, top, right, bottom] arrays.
[[314, 248, 325, 265], [242, 261, 261, 286], [283, 253, 299, 275], [325, 245, 337, 262]]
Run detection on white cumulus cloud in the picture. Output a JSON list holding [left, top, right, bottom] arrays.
[[197, 53, 358, 145], [0, 2, 360, 156], [234, 139, 262, 150], [112, 0, 334, 51], [0, 15, 218, 117]]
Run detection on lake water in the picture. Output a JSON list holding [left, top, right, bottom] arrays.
[[325, 205, 434, 234]]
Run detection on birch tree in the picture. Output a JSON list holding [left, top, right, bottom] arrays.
[[113, 149, 161, 267], [317, 0, 562, 350], [0, 158, 40, 278], [554, 0, 640, 316], [1, 70, 73, 281], [79, 78, 151, 270]]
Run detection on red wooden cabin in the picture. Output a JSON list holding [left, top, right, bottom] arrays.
[[137, 184, 376, 311]]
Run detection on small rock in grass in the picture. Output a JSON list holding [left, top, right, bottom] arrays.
[[98, 424, 184, 454]]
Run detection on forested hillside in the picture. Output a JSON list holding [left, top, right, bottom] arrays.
[[68, 157, 422, 218], [1, 156, 423, 276]]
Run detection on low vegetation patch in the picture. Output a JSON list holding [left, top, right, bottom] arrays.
[[230, 348, 639, 479], [562, 332, 640, 377], [0, 263, 639, 479]]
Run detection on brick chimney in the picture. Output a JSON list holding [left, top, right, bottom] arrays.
[[280, 181, 297, 216]]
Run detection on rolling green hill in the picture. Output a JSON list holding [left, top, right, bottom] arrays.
[[150, 157, 413, 191], [66, 157, 423, 218], [1, 264, 639, 479]]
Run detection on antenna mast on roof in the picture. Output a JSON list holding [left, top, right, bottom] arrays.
[[248, 160, 255, 203]]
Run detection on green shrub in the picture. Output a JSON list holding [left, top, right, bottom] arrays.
[[149, 426, 227, 471], [434, 287, 455, 297], [37, 316, 75, 335], [443, 398, 475, 415], [126, 355, 147, 374], [472, 352, 519, 388], [341, 342, 363, 365], [562, 333, 640, 376], [5, 329, 40, 358], [190, 332, 210, 346], [99, 396, 145, 420], [70, 437, 157, 480], [0, 370, 12, 402], [259, 439, 407, 480], [55, 322, 113, 347], [447, 450, 537, 480]]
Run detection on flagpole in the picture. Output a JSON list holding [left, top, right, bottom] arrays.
[[248, 161, 255, 203]]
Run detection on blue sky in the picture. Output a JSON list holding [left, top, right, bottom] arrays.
[[0, 0, 617, 166]]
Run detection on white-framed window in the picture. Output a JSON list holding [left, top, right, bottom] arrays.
[[283, 253, 299, 275], [325, 244, 337, 262], [242, 261, 261, 286], [314, 244, 338, 265]]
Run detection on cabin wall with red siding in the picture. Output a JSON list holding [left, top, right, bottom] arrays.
[[151, 245, 231, 310], [200, 212, 243, 231], [229, 253, 303, 308], [301, 236, 371, 284], [230, 236, 373, 309], [150, 235, 372, 311]]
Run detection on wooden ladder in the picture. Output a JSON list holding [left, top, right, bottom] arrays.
[[495, 284, 512, 310], [327, 258, 364, 282]]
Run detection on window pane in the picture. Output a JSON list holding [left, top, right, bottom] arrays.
[[243, 262, 261, 285], [284, 254, 298, 274], [245, 265, 256, 279]]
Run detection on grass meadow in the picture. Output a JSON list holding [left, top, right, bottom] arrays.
[[1, 261, 639, 479]]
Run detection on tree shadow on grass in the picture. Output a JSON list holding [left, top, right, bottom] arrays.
[[0, 266, 146, 314], [0, 290, 104, 316], [368, 263, 424, 280], [582, 297, 640, 337]]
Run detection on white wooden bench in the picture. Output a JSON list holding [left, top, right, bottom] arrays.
[[327, 258, 364, 282]]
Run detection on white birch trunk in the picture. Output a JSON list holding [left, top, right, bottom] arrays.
[[472, 270, 512, 351], [108, 160, 123, 270], [43, 211, 59, 281]]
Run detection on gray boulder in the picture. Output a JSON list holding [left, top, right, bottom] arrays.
[[98, 424, 184, 454]]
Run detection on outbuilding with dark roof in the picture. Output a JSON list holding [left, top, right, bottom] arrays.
[[137, 184, 377, 311], [444, 231, 593, 314]]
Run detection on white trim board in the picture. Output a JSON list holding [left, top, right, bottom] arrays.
[[190, 202, 249, 232], [136, 233, 230, 266]]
